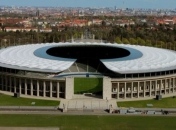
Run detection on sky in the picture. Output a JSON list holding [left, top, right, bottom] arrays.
[[0, 0, 175, 9]]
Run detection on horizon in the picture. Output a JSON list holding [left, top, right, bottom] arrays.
[[0, 0, 175, 9]]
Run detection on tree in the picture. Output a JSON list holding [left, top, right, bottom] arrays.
[[114, 37, 121, 43], [157, 41, 165, 48], [129, 38, 137, 45], [122, 38, 129, 44], [145, 39, 152, 46], [101, 20, 106, 26], [137, 37, 145, 45]]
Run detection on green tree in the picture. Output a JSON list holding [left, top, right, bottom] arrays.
[[145, 39, 152, 46], [122, 38, 129, 44], [101, 20, 106, 26], [129, 38, 137, 45], [157, 41, 165, 48], [137, 37, 145, 46], [114, 37, 121, 43]]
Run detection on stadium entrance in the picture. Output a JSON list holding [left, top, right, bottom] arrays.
[[73, 78, 103, 99]]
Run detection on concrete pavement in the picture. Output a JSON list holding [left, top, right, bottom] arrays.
[[59, 99, 117, 110]]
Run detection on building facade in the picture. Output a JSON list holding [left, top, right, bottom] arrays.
[[103, 74, 176, 100], [1, 43, 176, 100], [0, 68, 74, 99], [1, 67, 176, 100]]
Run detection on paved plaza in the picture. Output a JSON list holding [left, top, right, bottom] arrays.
[[59, 98, 118, 110]]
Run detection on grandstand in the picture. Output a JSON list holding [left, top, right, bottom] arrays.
[[69, 63, 79, 72], [61, 59, 116, 78]]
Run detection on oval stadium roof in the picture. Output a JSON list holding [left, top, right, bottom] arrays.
[[0, 42, 176, 74]]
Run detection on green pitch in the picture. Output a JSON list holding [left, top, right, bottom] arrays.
[[74, 78, 103, 94]]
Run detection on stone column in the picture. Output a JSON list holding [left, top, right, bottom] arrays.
[[9, 76, 12, 92], [57, 82, 60, 98], [168, 79, 170, 92], [14, 77, 16, 93], [43, 81, 46, 97], [155, 80, 157, 96], [50, 81, 52, 98], [173, 78, 175, 93], [131, 82, 133, 98], [171, 78, 173, 93], [165, 79, 169, 93], [160, 80, 162, 95], [149, 81, 152, 97], [137, 82, 139, 98], [117, 82, 119, 99], [124, 82, 126, 99], [30, 79, 33, 96], [37, 80, 39, 96], [19, 79, 21, 94], [164, 79, 166, 94], [65, 77, 74, 99], [143, 81, 146, 97], [25, 79, 27, 95]]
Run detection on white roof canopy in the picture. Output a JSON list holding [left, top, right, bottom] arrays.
[[0, 42, 176, 74]]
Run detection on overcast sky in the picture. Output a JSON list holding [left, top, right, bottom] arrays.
[[0, 0, 175, 9]]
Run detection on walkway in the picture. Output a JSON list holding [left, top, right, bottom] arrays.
[[59, 99, 117, 110]]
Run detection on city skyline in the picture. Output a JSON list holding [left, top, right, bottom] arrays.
[[0, 0, 176, 9]]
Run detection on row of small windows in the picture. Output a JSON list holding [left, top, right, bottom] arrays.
[[0, 67, 50, 75], [116, 70, 176, 78], [0, 66, 176, 78]]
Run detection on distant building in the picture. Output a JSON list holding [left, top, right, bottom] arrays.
[[36, 10, 40, 17], [4, 27, 38, 32], [40, 28, 52, 33]]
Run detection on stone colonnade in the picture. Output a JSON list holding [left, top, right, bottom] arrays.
[[1, 72, 176, 100], [103, 76, 176, 100], [0, 73, 74, 99]]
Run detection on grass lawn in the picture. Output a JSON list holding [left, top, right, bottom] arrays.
[[74, 78, 103, 94], [117, 97, 176, 108], [0, 94, 60, 106], [0, 115, 176, 130]]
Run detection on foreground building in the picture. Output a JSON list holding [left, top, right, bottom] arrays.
[[0, 42, 176, 100]]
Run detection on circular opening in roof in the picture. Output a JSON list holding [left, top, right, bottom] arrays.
[[46, 45, 130, 59]]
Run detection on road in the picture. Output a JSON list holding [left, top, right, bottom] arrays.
[[0, 110, 176, 116]]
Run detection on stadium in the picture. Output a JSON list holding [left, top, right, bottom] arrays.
[[0, 42, 176, 100]]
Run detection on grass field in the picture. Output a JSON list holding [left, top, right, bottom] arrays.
[[0, 94, 60, 106], [0, 115, 175, 130], [118, 97, 176, 108], [74, 78, 103, 94]]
